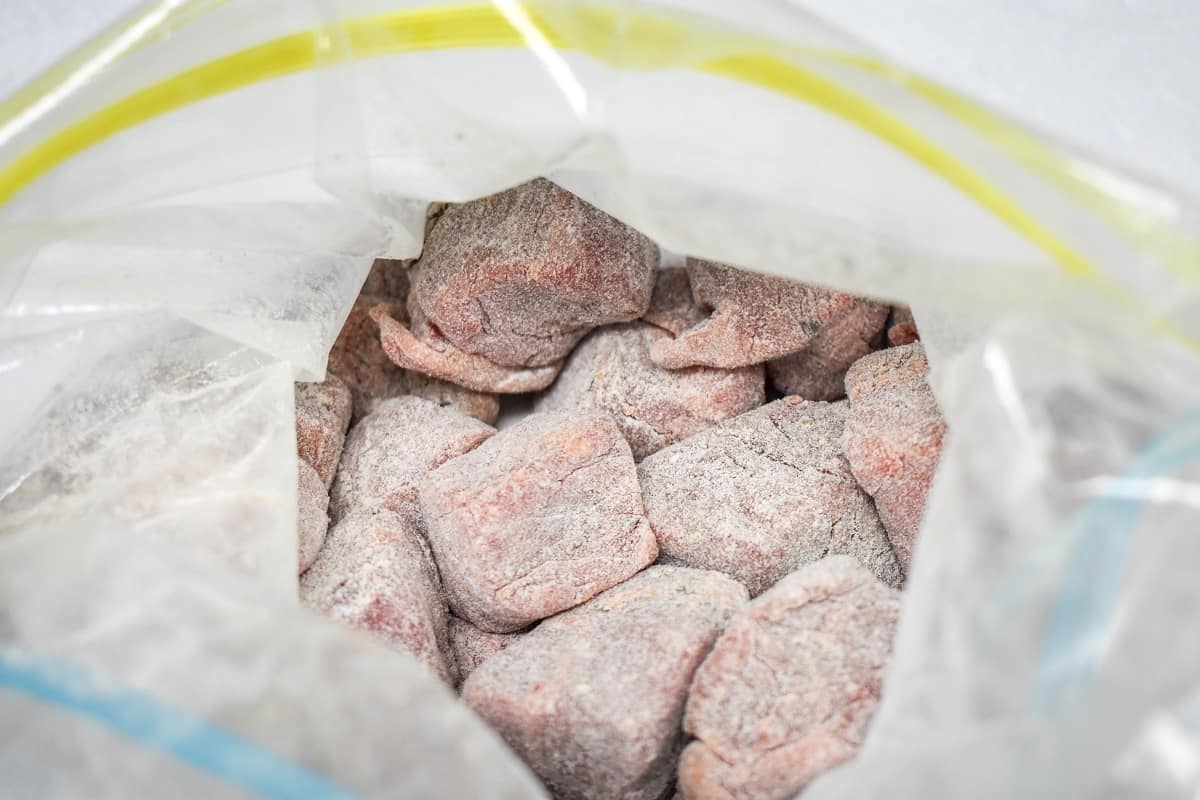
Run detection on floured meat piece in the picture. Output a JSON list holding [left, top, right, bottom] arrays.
[[300, 506, 458, 687], [330, 396, 493, 526], [360, 257, 411, 300], [409, 178, 657, 368], [679, 556, 900, 800], [639, 398, 901, 595], [535, 323, 764, 459], [297, 459, 329, 574], [328, 297, 499, 422], [649, 259, 872, 370], [449, 616, 524, 683], [374, 301, 561, 394], [419, 412, 657, 632], [462, 566, 747, 800], [887, 305, 919, 346], [765, 299, 888, 401], [642, 266, 705, 336], [294, 375, 353, 487], [843, 343, 945, 570]]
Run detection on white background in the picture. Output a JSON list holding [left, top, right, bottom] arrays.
[[3, 0, 1199, 196]]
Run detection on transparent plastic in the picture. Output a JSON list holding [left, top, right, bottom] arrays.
[[0, 1, 1197, 797]]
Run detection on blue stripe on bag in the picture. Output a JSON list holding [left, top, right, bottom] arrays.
[[1034, 409, 1200, 709], [0, 648, 360, 799]]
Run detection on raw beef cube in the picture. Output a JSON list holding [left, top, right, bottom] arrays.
[[843, 343, 946, 570], [639, 398, 901, 595], [679, 556, 900, 800], [462, 566, 747, 800], [330, 396, 493, 526], [294, 374, 352, 487], [419, 412, 657, 632], [301, 506, 458, 687], [410, 178, 657, 367]]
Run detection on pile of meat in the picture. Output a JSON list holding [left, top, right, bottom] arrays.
[[293, 178, 946, 800]]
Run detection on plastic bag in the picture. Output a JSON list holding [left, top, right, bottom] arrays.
[[1, 1, 1197, 797]]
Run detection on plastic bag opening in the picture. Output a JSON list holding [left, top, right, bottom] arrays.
[[1, 1, 1198, 798]]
